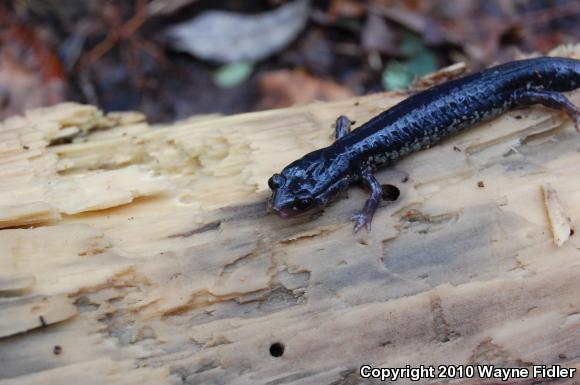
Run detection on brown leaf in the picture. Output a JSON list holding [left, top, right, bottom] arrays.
[[0, 18, 66, 120], [327, 0, 366, 20], [258, 70, 353, 110]]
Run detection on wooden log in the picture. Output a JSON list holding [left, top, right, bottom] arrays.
[[1, 45, 579, 385]]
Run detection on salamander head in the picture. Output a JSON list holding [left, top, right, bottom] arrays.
[[268, 148, 352, 218]]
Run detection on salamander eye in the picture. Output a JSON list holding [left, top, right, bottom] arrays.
[[268, 174, 285, 189], [295, 196, 313, 210]]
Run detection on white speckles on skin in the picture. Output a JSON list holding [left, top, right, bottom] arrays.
[[350, 57, 580, 172]]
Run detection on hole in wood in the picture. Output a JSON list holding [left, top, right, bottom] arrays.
[[381, 184, 400, 201], [269, 342, 284, 357]]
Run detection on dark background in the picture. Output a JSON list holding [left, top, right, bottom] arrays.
[[1, 0, 578, 122]]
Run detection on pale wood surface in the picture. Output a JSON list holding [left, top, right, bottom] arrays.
[[0, 45, 579, 385]]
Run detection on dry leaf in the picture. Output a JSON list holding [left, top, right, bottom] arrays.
[[258, 69, 353, 109], [165, 0, 310, 63]]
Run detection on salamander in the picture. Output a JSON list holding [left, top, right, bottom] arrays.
[[267, 56, 580, 232]]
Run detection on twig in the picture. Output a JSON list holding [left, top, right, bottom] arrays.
[[78, 0, 150, 70]]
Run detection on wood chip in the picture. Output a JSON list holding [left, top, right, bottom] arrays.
[[542, 183, 573, 247]]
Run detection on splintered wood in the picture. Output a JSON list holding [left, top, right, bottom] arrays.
[[1, 46, 580, 385]]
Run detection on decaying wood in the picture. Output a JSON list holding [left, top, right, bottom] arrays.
[[1, 45, 580, 385]]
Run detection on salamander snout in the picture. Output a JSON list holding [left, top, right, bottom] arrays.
[[268, 190, 315, 218], [267, 173, 316, 218]]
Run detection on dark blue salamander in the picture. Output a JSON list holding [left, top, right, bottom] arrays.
[[268, 57, 580, 232]]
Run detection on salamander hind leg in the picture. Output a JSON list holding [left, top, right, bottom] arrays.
[[352, 169, 383, 233], [514, 89, 580, 132], [334, 115, 354, 140]]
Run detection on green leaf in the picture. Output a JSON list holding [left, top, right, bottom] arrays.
[[382, 61, 413, 91], [408, 49, 437, 77], [382, 32, 437, 90], [214, 62, 254, 88], [401, 31, 423, 56]]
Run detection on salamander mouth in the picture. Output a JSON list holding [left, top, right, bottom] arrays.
[[268, 194, 319, 218], [270, 204, 310, 218], [268, 176, 351, 219], [273, 208, 292, 218], [268, 195, 291, 218]]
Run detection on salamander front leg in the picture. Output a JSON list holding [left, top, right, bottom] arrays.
[[515, 89, 580, 132], [352, 169, 383, 233], [334, 115, 354, 140]]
